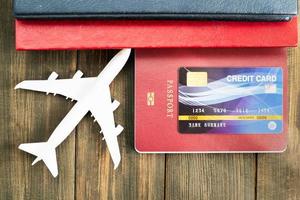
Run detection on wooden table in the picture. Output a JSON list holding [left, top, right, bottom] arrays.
[[0, 0, 299, 199]]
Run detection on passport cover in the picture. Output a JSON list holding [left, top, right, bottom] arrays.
[[14, 0, 297, 21], [15, 18, 298, 50], [135, 48, 288, 153]]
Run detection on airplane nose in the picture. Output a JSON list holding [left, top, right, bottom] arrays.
[[15, 81, 24, 89], [119, 48, 131, 58]]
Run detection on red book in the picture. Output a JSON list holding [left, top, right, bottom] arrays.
[[16, 18, 297, 50], [135, 48, 288, 152]]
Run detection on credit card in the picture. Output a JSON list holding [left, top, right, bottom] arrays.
[[178, 67, 283, 134]]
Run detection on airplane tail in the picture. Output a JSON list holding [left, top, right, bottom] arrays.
[[18, 142, 58, 177]]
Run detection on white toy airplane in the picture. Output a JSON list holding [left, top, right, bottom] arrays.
[[15, 48, 131, 177]]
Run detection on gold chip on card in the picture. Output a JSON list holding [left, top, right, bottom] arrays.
[[186, 72, 208, 87]]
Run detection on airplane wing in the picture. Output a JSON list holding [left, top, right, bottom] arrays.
[[89, 85, 122, 169], [15, 71, 97, 101]]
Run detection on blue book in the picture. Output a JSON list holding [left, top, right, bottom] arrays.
[[14, 0, 297, 21]]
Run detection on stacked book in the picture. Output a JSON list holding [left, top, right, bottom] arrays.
[[14, 0, 298, 49]]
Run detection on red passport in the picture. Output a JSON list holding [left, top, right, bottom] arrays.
[[135, 48, 288, 153], [16, 18, 298, 50]]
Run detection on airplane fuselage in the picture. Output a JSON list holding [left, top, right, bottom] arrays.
[[47, 78, 105, 148], [47, 100, 88, 148]]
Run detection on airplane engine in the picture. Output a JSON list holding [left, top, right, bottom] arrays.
[[101, 124, 123, 141], [48, 72, 58, 80], [111, 100, 120, 111], [114, 125, 124, 136], [73, 70, 83, 79]]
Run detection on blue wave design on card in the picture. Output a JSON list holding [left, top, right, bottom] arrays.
[[178, 67, 283, 134]]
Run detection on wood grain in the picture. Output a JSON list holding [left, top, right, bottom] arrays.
[[75, 50, 165, 200], [0, 0, 77, 199], [165, 154, 256, 200], [1, 0, 300, 199]]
